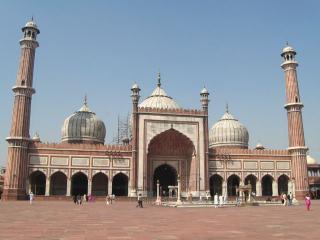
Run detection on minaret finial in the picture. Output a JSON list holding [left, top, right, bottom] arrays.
[[286, 41, 289, 46], [157, 71, 161, 87], [226, 102, 229, 113]]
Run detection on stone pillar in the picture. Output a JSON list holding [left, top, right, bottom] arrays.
[[256, 181, 262, 196], [130, 83, 140, 197], [177, 175, 182, 205], [108, 178, 113, 195], [45, 177, 50, 196], [88, 178, 92, 195], [272, 180, 278, 197], [222, 181, 227, 197], [66, 178, 71, 196]]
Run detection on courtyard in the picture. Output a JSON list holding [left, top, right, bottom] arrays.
[[0, 200, 318, 240]]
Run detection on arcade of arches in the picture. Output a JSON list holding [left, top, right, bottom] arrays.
[[208, 174, 291, 197], [28, 171, 129, 197], [147, 129, 195, 196]]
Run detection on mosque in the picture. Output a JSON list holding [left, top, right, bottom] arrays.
[[2, 20, 316, 201]]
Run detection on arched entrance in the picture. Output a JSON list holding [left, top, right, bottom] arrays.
[[50, 171, 67, 195], [153, 164, 177, 196], [112, 173, 128, 196], [71, 172, 88, 196], [262, 175, 273, 196], [209, 174, 223, 196], [92, 172, 108, 196], [30, 171, 46, 195], [227, 175, 240, 196], [278, 174, 289, 195], [147, 129, 195, 195], [245, 174, 257, 194]]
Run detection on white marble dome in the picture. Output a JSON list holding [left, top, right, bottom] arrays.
[[61, 102, 106, 144], [139, 74, 180, 109], [282, 45, 295, 54], [307, 155, 317, 165], [209, 110, 249, 148]]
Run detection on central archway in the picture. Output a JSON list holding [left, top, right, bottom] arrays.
[[147, 128, 195, 195], [153, 164, 177, 196], [71, 172, 88, 196]]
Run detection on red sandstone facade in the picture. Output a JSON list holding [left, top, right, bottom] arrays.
[[2, 21, 310, 201]]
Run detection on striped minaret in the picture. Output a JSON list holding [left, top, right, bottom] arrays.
[[2, 19, 40, 200], [281, 44, 308, 200]]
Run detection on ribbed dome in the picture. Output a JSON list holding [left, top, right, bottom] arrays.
[[139, 73, 181, 109], [209, 109, 249, 148], [61, 101, 106, 144]]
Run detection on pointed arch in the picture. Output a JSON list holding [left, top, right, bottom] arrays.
[[29, 170, 46, 195], [50, 171, 67, 195]]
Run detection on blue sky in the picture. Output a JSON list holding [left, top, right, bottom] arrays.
[[0, 0, 319, 166]]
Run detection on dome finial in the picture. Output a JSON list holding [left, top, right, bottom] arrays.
[[286, 41, 289, 46], [84, 94, 88, 106], [157, 71, 161, 87], [225, 102, 229, 113]]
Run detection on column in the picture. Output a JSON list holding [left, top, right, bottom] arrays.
[[66, 178, 71, 196], [88, 178, 92, 195], [272, 180, 278, 197], [108, 178, 113, 195], [45, 177, 50, 196], [256, 181, 262, 196], [222, 181, 227, 197]]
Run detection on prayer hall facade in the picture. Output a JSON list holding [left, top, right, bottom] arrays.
[[2, 20, 310, 201]]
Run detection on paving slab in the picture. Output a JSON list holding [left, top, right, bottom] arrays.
[[0, 200, 319, 239]]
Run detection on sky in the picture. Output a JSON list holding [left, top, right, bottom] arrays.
[[0, 0, 319, 167]]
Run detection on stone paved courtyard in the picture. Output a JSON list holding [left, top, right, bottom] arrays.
[[0, 200, 319, 240]]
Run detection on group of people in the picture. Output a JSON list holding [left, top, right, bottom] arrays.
[[73, 194, 95, 205], [213, 193, 227, 207], [105, 194, 115, 205], [280, 192, 293, 206]]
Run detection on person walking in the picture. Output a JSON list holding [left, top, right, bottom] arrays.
[[219, 195, 223, 207], [305, 194, 311, 211], [214, 193, 218, 208], [29, 191, 34, 205], [136, 194, 143, 208]]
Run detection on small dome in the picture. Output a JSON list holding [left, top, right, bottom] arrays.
[[201, 87, 209, 95], [131, 82, 140, 90], [61, 101, 106, 144], [255, 142, 265, 150], [32, 132, 41, 142], [307, 155, 317, 165], [139, 75, 180, 109], [282, 44, 296, 54], [22, 19, 40, 34], [209, 110, 249, 148], [25, 21, 38, 29]]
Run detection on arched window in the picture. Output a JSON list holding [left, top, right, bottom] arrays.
[[209, 174, 223, 196]]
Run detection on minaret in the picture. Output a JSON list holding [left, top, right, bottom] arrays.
[[130, 82, 140, 197], [3, 19, 40, 200], [200, 87, 210, 192], [281, 44, 308, 199]]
